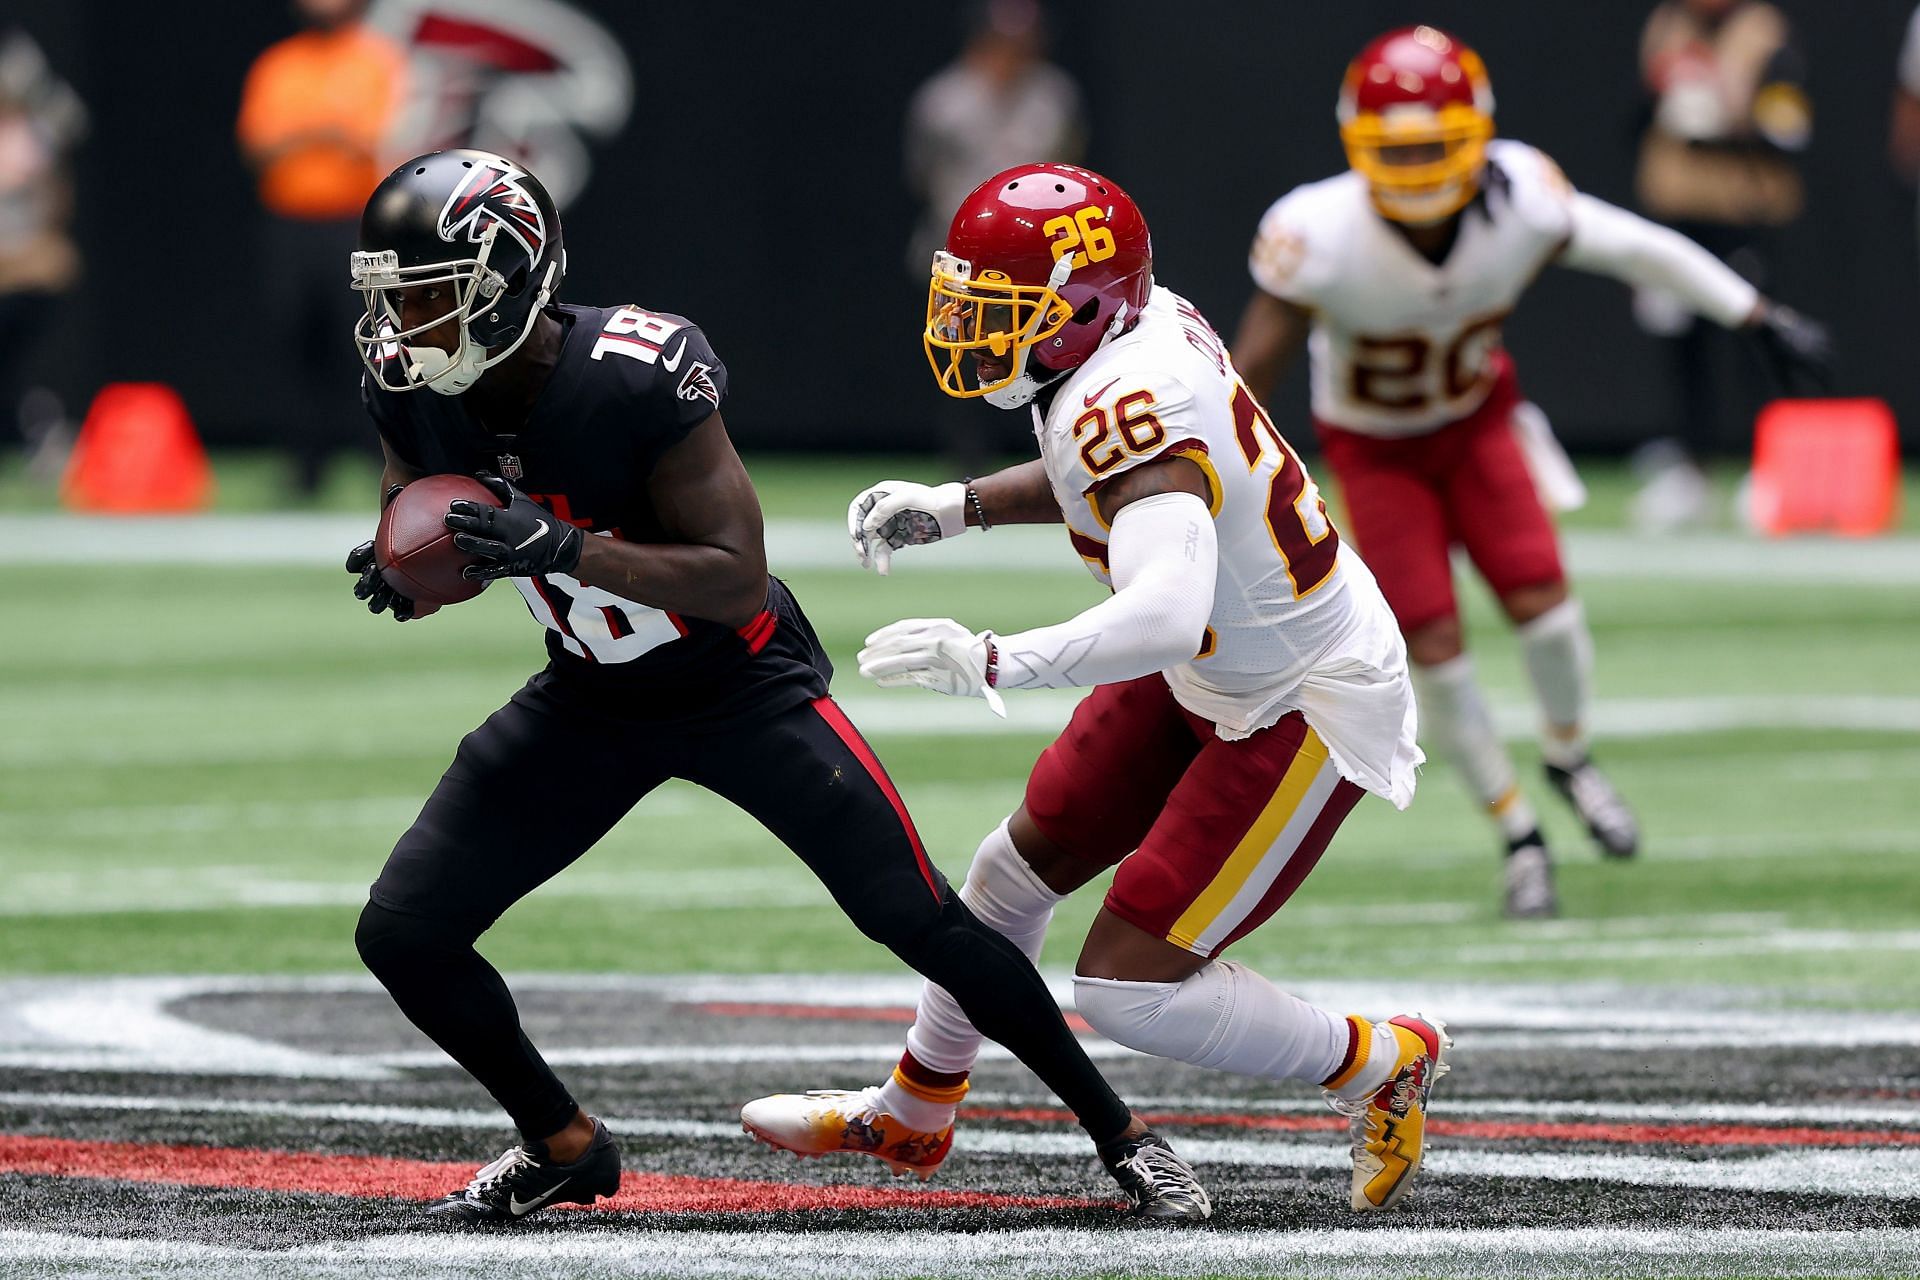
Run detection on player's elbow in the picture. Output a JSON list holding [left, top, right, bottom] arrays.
[[1167, 594, 1214, 665], [714, 570, 770, 630], [1133, 577, 1215, 669]]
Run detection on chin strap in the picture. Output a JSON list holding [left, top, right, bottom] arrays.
[[414, 260, 562, 396]]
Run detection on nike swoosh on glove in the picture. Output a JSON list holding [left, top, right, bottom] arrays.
[[847, 481, 967, 575], [857, 617, 1005, 716], [445, 473, 584, 581]]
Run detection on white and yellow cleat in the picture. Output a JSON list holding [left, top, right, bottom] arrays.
[[740, 1087, 954, 1181], [1324, 1013, 1450, 1211]]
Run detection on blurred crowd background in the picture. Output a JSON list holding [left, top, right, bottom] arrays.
[[2, 0, 1916, 503]]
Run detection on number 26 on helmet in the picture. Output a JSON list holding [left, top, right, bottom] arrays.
[[924, 162, 1153, 410]]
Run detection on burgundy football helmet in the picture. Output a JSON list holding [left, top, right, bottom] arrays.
[[1338, 26, 1496, 224], [924, 162, 1152, 409]]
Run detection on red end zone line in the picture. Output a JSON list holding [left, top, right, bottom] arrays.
[[0, 1135, 1097, 1213], [969, 1108, 1920, 1150]]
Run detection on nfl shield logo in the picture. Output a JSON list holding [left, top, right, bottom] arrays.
[[498, 454, 524, 482]]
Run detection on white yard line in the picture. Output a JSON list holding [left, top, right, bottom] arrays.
[[1641, 827, 1918, 862], [842, 691, 1920, 739], [0, 977, 398, 1082], [1447, 927, 1920, 965], [9, 1083, 1914, 1136], [6, 514, 1919, 584], [961, 1089, 1920, 1127], [1, 796, 431, 837], [5, 974, 1920, 1080], [2, 1226, 1917, 1280], [3, 694, 1919, 774], [0, 862, 832, 918]]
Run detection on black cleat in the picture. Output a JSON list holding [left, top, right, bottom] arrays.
[[1097, 1129, 1212, 1221], [1545, 758, 1640, 859], [425, 1117, 621, 1223], [1503, 830, 1559, 919]]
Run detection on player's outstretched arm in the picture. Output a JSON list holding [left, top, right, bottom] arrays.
[[571, 412, 771, 628], [848, 459, 1060, 574], [964, 459, 1067, 527], [1559, 193, 1831, 386], [858, 457, 1216, 704], [1230, 290, 1312, 409], [1559, 193, 1761, 328]]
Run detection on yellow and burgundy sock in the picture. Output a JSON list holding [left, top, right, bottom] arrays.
[[1322, 1014, 1400, 1102], [876, 1049, 968, 1132]]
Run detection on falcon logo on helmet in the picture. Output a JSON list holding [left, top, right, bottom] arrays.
[[439, 161, 548, 258], [1338, 25, 1496, 225], [924, 162, 1153, 410]]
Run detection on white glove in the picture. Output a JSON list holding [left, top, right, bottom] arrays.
[[847, 480, 967, 575], [857, 617, 1006, 717]]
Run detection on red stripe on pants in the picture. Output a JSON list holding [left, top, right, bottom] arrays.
[[808, 696, 940, 901]]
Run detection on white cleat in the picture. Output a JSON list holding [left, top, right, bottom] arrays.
[[740, 1087, 952, 1181]]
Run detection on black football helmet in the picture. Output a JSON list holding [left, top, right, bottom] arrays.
[[351, 149, 566, 394]]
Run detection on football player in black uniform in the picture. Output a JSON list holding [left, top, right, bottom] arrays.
[[341, 150, 1211, 1223]]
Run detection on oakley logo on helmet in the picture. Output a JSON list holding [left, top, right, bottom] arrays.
[[439, 161, 548, 258]]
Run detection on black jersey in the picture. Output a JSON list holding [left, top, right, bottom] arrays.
[[363, 302, 829, 726]]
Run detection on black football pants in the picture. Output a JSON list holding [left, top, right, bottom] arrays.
[[355, 675, 1131, 1145]]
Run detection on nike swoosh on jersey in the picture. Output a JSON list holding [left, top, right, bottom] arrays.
[[513, 520, 550, 550], [661, 337, 688, 371], [509, 1177, 570, 1216], [1082, 377, 1121, 407]]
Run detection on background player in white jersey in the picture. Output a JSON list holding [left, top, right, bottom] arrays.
[[743, 163, 1446, 1216], [1232, 26, 1830, 917]]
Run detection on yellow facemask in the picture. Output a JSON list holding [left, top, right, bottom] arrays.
[[1341, 101, 1494, 224], [923, 251, 1075, 400]]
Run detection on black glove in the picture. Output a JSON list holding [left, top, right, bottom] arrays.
[[1753, 302, 1832, 392], [346, 539, 426, 621], [445, 472, 584, 582]]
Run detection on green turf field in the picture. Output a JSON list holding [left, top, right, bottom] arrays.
[[2, 454, 1916, 1011], [5, 451, 1920, 1280]]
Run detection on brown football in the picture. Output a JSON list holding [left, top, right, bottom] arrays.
[[375, 474, 503, 607]]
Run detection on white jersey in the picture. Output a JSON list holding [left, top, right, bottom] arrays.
[[1033, 285, 1421, 808], [1249, 139, 1576, 437]]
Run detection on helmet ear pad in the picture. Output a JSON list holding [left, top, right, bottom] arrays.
[[1031, 287, 1126, 376], [466, 253, 560, 350]]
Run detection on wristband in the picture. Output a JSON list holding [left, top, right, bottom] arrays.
[[982, 632, 1000, 689], [962, 478, 991, 531]]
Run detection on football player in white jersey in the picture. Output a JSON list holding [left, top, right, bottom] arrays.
[[742, 163, 1447, 1216], [1232, 26, 1829, 917]]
